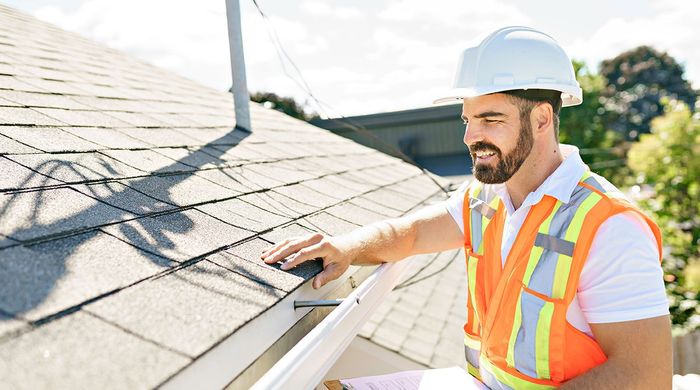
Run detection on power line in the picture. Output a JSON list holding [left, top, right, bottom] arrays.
[[249, 0, 450, 196], [393, 250, 461, 291]]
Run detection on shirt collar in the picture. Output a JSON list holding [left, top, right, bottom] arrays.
[[491, 144, 588, 213]]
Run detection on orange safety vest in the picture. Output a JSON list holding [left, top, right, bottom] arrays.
[[461, 170, 662, 389]]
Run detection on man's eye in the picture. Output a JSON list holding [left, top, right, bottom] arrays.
[[484, 119, 499, 124], [462, 120, 468, 125]]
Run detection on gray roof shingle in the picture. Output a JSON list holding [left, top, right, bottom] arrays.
[[84, 260, 284, 357], [0, 231, 172, 321], [0, 312, 191, 389], [0, 126, 102, 152], [8, 152, 144, 182], [0, 187, 133, 242]]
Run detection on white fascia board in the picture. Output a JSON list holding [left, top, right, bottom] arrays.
[[161, 265, 366, 390], [251, 260, 411, 390]]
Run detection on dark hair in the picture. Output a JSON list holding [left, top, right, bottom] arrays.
[[501, 89, 562, 140]]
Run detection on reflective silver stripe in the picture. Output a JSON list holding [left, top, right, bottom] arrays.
[[534, 233, 574, 257], [470, 205, 483, 254], [464, 345, 480, 369], [480, 368, 516, 390], [513, 289, 545, 378], [547, 185, 593, 239], [469, 188, 499, 254], [584, 174, 627, 199], [527, 248, 561, 297], [470, 197, 496, 219], [583, 175, 606, 193]]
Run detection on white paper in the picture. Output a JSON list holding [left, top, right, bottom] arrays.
[[339, 366, 489, 390]]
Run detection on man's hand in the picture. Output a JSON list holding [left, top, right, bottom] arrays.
[[261, 233, 356, 289], [261, 203, 464, 289]]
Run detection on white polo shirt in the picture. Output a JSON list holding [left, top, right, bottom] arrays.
[[444, 145, 669, 337]]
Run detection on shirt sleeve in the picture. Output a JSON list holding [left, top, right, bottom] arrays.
[[443, 179, 470, 234], [577, 210, 669, 324]]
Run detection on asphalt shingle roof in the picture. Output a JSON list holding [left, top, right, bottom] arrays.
[[0, 4, 451, 387], [359, 248, 467, 368]]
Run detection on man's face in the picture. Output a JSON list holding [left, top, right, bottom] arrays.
[[461, 94, 533, 184]]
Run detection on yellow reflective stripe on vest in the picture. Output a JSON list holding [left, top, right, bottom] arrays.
[[469, 181, 483, 198], [535, 301, 555, 379], [551, 253, 573, 300], [476, 195, 500, 255], [467, 255, 480, 328], [480, 356, 556, 390], [467, 362, 481, 379], [506, 296, 523, 368], [464, 334, 482, 379], [522, 201, 562, 286], [580, 170, 592, 181], [464, 333, 481, 350], [564, 191, 602, 241], [551, 191, 602, 298]]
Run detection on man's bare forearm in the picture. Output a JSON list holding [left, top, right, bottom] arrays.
[[559, 358, 670, 390], [340, 217, 416, 266]]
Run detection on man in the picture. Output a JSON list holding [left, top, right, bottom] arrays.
[[261, 27, 672, 389]]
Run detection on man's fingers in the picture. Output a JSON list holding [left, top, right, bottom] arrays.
[[312, 262, 346, 289], [262, 233, 323, 264], [260, 238, 291, 260], [280, 241, 329, 270]]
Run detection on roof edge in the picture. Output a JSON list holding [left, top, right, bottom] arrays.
[[159, 265, 376, 390], [251, 260, 413, 389]]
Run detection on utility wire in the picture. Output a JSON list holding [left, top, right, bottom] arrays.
[[393, 250, 462, 291], [250, 0, 450, 196], [250, 0, 457, 289]]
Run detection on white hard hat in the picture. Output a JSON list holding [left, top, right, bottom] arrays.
[[434, 26, 582, 107]]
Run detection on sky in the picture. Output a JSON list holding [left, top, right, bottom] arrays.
[[4, 0, 699, 118]]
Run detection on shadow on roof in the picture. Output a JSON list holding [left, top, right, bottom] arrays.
[[0, 127, 252, 324]]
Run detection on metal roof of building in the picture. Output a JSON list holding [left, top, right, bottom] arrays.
[[0, 4, 450, 388], [312, 104, 462, 130]]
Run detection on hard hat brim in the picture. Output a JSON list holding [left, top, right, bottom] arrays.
[[433, 84, 583, 107]]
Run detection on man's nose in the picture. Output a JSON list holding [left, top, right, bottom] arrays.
[[463, 123, 484, 147]]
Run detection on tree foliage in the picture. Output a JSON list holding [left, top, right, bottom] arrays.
[[559, 61, 624, 177], [628, 101, 700, 331], [250, 91, 317, 121], [600, 46, 697, 140]]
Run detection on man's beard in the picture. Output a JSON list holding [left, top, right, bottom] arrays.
[[468, 120, 533, 184]]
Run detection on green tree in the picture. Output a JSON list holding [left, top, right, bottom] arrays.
[[627, 101, 700, 331], [600, 46, 696, 140], [249, 91, 317, 121], [559, 61, 624, 177]]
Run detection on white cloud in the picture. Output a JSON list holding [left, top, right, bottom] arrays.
[[32, 0, 327, 92], [300, 0, 361, 19], [566, 0, 700, 86], [378, 0, 530, 31], [34, 0, 231, 89]]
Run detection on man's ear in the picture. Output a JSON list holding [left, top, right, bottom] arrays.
[[532, 102, 553, 136]]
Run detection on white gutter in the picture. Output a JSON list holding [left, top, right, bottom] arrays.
[[251, 260, 412, 390], [160, 266, 363, 390]]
